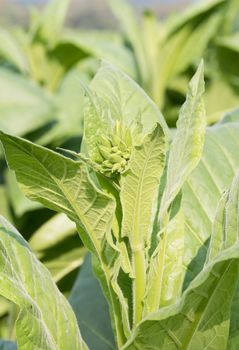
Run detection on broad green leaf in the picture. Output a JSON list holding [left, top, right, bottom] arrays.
[[107, 0, 149, 87], [84, 62, 168, 162], [75, 57, 99, 85], [166, 0, 224, 32], [160, 63, 206, 220], [42, 243, 86, 284], [124, 260, 239, 350], [26, 40, 85, 91], [143, 63, 205, 315], [120, 123, 166, 323], [0, 132, 126, 347], [69, 255, 115, 350], [182, 122, 239, 285], [221, 0, 239, 34], [5, 170, 41, 217], [0, 132, 115, 257], [204, 78, 239, 124], [216, 32, 239, 52], [0, 215, 87, 350], [30, 213, 86, 283], [61, 30, 137, 79], [90, 62, 167, 133], [0, 28, 28, 73], [140, 11, 163, 102], [37, 68, 85, 145], [160, 61, 205, 219], [123, 172, 239, 350], [181, 122, 239, 345], [216, 33, 239, 84], [228, 281, 239, 349], [0, 68, 55, 137], [0, 340, 16, 350], [31, 0, 70, 47], [221, 106, 239, 124], [158, 14, 220, 106], [30, 213, 76, 253], [153, 0, 224, 106]]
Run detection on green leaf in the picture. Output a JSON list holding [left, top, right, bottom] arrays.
[[166, 0, 224, 32], [31, 0, 70, 47], [155, 0, 224, 106], [5, 170, 41, 217], [30, 213, 76, 252], [0, 68, 55, 137], [84, 61, 168, 162], [120, 123, 166, 323], [0, 215, 87, 350], [69, 255, 116, 350], [215, 33, 239, 89], [30, 213, 86, 283], [37, 68, 85, 145], [221, 106, 239, 124], [61, 30, 137, 79], [123, 172, 239, 350], [181, 122, 239, 345], [0, 132, 115, 257], [124, 260, 239, 350], [106, 0, 149, 87], [143, 63, 205, 316], [0, 28, 28, 73], [204, 78, 239, 124], [0, 131, 127, 347], [182, 122, 239, 286], [228, 281, 239, 349], [160, 61, 205, 219], [91, 61, 168, 133]]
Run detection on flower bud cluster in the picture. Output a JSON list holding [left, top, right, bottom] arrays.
[[96, 121, 132, 177]]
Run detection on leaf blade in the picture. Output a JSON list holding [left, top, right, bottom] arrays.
[[0, 215, 87, 350], [160, 61, 205, 220]]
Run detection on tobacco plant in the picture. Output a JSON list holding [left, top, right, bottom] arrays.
[[1, 62, 239, 350]]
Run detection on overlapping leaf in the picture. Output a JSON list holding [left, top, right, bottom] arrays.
[[0, 69, 54, 137], [0, 215, 87, 350], [0, 131, 129, 348], [123, 172, 239, 350], [143, 63, 206, 315], [120, 124, 166, 323], [160, 61, 205, 219]]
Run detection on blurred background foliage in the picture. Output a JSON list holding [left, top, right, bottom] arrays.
[[0, 0, 239, 346], [0, 1, 196, 29]]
